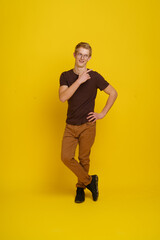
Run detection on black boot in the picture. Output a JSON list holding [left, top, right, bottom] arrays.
[[75, 187, 85, 203], [86, 175, 99, 201]]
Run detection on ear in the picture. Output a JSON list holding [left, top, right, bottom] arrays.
[[73, 52, 76, 58], [88, 56, 91, 61]]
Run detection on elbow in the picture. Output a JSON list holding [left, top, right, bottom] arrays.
[[59, 92, 66, 102], [59, 98, 65, 103], [111, 89, 118, 99], [59, 96, 66, 103], [115, 90, 118, 98]]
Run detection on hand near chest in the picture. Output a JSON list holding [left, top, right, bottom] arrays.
[[77, 69, 92, 85]]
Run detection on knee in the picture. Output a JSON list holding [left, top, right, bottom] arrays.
[[80, 161, 89, 171], [61, 153, 71, 165]]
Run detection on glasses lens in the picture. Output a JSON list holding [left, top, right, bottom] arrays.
[[77, 53, 88, 59]]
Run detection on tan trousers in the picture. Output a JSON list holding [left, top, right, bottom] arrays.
[[61, 121, 96, 188]]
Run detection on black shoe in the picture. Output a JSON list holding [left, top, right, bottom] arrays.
[[86, 175, 99, 201], [75, 187, 85, 203]]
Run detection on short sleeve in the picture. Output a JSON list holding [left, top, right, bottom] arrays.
[[59, 72, 68, 86], [95, 72, 109, 91]]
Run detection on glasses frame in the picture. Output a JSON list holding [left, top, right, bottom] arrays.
[[76, 52, 90, 60]]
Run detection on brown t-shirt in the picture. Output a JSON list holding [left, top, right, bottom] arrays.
[[59, 68, 109, 125]]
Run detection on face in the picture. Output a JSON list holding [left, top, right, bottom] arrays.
[[73, 47, 91, 68]]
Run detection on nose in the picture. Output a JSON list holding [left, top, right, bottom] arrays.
[[80, 55, 85, 59]]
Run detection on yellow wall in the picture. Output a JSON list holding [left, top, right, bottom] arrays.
[[1, 0, 160, 194]]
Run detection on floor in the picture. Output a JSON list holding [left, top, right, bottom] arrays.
[[1, 186, 160, 240]]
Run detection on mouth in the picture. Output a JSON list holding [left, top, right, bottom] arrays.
[[79, 60, 84, 63]]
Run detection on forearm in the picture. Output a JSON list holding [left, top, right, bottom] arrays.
[[59, 80, 81, 102], [101, 91, 118, 117]]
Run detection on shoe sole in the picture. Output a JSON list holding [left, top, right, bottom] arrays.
[[93, 175, 99, 201], [75, 200, 85, 203], [75, 195, 85, 203]]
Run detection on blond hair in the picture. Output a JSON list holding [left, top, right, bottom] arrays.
[[75, 42, 92, 57]]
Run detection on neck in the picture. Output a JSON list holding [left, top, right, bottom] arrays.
[[73, 65, 87, 75]]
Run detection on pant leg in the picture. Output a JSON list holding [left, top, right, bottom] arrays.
[[76, 122, 96, 188], [61, 124, 92, 186]]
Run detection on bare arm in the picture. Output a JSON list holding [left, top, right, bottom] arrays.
[[87, 84, 118, 122], [59, 69, 92, 102]]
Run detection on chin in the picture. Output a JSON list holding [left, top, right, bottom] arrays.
[[78, 62, 86, 67]]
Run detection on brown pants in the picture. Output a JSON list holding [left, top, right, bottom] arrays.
[[61, 121, 96, 188]]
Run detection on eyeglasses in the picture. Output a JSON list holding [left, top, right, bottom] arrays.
[[76, 52, 89, 60]]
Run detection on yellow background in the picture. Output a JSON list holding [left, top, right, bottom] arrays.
[[1, 0, 160, 239]]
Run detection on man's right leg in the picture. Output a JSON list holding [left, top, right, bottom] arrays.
[[61, 124, 92, 186], [76, 122, 96, 189]]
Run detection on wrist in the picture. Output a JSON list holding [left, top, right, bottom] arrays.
[[77, 78, 82, 85], [100, 111, 106, 118]]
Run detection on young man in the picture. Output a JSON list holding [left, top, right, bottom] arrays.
[[59, 42, 118, 203]]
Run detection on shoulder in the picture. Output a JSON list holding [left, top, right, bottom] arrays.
[[90, 70, 109, 90], [59, 69, 76, 86], [89, 70, 105, 81], [89, 69, 102, 77], [60, 69, 73, 76], [60, 69, 73, 80]]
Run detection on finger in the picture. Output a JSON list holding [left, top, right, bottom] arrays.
[[88, 116, 96, 121], [87, 114, 95, 118], [87, 117, 95, 121], [86, 69, 92, 73], [88, 118, 96, 122], [87, 112, 94, 115]]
